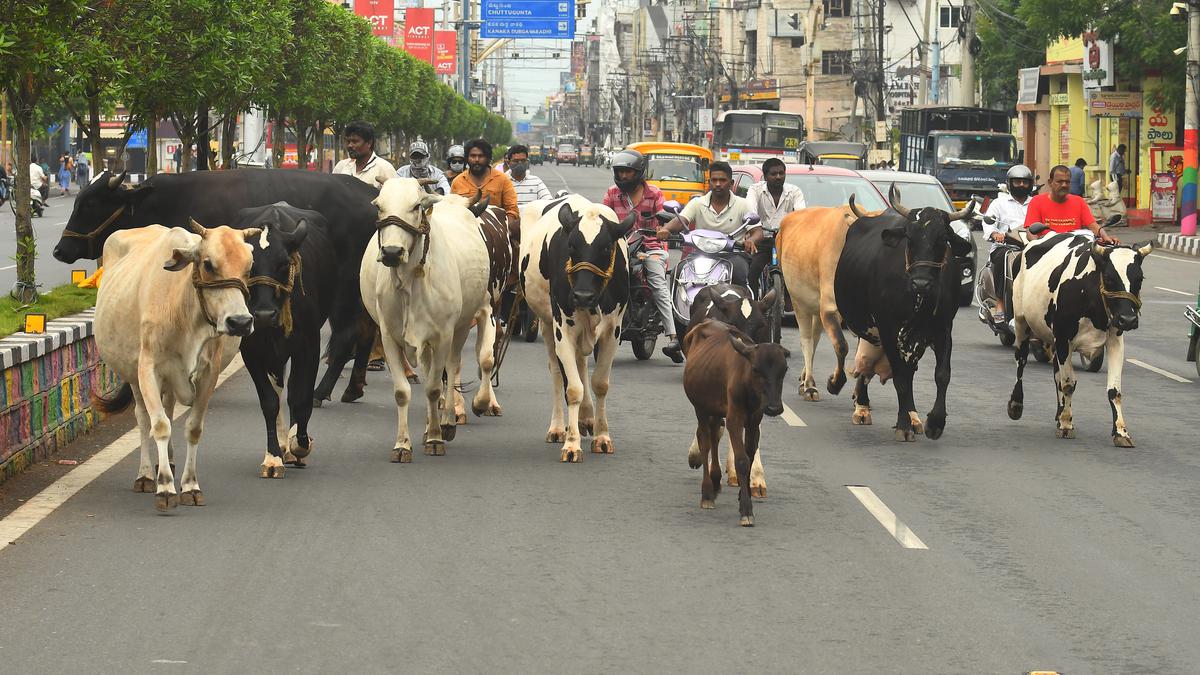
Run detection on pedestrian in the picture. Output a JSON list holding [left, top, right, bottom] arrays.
[[504, 144, 551, 206], [75, 150, 89, 185], [57, 153, 72, 196], [1109, 144, 1127, 194], [1069, 157, 1087, 197], [173, 144, 182, 172], [450, 138, 519, 232]]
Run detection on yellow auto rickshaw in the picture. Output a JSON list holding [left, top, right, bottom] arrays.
[[626, 142, 712, 205]]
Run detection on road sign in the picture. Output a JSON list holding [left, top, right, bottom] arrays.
[[481, 0, 574, 39], [127, 129, 147, 149], [517, 121, 532, 133]]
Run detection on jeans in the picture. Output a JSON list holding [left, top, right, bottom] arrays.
[[748, 246, 773, 297], [724, 251, 751, 288], [639, 251, 677, 337]]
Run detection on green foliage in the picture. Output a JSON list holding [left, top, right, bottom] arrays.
[[976, 0, 1049, 109]]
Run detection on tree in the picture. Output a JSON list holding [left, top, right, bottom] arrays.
[[975, 0, 1048, 109]]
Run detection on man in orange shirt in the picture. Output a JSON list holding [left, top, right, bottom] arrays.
[[451, 138, 519, 233], [1024, 165, 1119, 244]]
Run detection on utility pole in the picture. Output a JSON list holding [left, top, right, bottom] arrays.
[[917, 0, 932, 105], [931, 38, 941, 103], [805, 0, 824, 141], [1183, 0, 1199, 236], [876, 0, 886, 151], [959, 0, 976, 106]]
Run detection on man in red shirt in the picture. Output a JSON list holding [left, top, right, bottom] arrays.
[[1024, 165, 1119, 244]]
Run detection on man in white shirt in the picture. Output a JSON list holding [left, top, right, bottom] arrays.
[[504, 144, 551, 206], [332, 121, 395, 186], [983, 164, 1034, 320], [395, 139, 451, 195], [28, 157, 47, 194], [657, 161, 762, 285], [745, 158, 805, 296]]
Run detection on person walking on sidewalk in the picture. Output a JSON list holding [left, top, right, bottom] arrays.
[[1109, 144, 1127, 194], [57, 153, 72, 196]]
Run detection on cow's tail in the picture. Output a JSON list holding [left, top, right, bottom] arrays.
[[94, 382, 134, 414]]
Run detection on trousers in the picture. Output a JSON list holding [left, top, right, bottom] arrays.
[[639, 251, 677, 336]]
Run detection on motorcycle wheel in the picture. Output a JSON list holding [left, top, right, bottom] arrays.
[[999, 331, 1016, 347], [632, 335, 656, 360], [1078, 348, 1104, 373]]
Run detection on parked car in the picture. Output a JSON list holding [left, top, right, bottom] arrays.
[[556, 144, 578, 165], [629, 141, 713, 206], [859, 169, 978, 306]]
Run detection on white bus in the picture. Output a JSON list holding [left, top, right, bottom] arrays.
[[713, 110, 806, 165]]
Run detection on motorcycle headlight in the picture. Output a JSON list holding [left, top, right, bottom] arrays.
[[692, 235, 725, 255]]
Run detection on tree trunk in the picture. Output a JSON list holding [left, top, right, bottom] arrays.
[[273, 110, 286, 168], [294, 116, 309, 171], [222, 113, 237, 169], [146, 117, 158, 176], [315, 119, 326, 172], [195, 104, 210, 171], [9, 89, 36, 288], [87, 91, 102, 173]]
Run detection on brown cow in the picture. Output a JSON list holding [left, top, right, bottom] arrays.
[[776, 205, 863, 401], [683, 320, 789, 527]]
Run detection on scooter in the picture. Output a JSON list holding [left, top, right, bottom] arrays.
[[6, 178, 45, 218], [621, 226, 667, 360], [665, 210, 762, 337]]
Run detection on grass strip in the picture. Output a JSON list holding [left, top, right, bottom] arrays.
[[0, 284, 97, 339]]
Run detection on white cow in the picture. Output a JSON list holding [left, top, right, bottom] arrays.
[[95, 221, 258, 511], [519, 195, 633, 462], [360, 178, 496, 462]]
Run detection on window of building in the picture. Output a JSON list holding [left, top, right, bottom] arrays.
[[746, 30, 757, 77], [824, 0, 848, 18], [821, 50, 851, 75], [939, 6, 961, 28]]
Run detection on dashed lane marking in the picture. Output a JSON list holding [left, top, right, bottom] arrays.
[[0, 264, 14, 271], [0, 355, 245, 554], [846, 485, 928, 550], [1154, 252, 1200, 266], [780, 402, 807, 427], [1126, 358, 1192, 384], [1154, 286, 1193, 296]]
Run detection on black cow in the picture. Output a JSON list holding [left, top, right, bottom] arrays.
[[686, 283, 778, 349], [231, 203, 337, 478], [52, 169, 378, 406], [836, 187, 974, 441]]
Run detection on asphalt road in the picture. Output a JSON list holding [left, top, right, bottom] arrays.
[[2, 163, 1199, 673], [0, 190, 89, 294]]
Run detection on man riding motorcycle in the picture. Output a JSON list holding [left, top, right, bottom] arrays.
[[983, 164, 1034, 321], [445, 144, 466, 182], [396, 140, 451, 195], [602, 150, 676, 358]]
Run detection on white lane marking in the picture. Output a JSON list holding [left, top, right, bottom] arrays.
[[846, 485, 928, 549], [545, 164, 571, 192], [151, 660, 188, 665], [1126, 358, 1192, 383], [1154, 286, 1193, 296], [0, 264, 15, 271], [0, 356, 245, 554], [780, 402, 807, 427], [1154, 252, 1200, 266]]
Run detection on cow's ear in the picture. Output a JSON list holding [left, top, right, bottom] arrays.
[[163, 239, 199, 271], [880, 226, 907, 248], [729, 334, 755, 359], [280, 219, 308, 252], [559, 206, 581, 233], [758, 287, 778, 311], [947, 228, 972, 257], [608, 211, 636, 239]]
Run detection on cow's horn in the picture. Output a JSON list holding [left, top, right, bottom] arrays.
[[888, 184, 911, 218], [417, 177, 439, 186], [107, 171, 128, 189], [1137, 240, 1155, 257], [468, 194, 491, 217], [848, 193, 867, 219], [467, 188, 484, 206], [948, 199, 976, 222], [187, 218, 208, 237]]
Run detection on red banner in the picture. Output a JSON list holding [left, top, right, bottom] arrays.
[[404, 8, 435, 64], [434, 31, 457, 74], [354, 0, 392, 37]]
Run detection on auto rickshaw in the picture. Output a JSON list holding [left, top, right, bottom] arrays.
[[797, 141, 868, 170], [626, 142, 713, 205], [530, 145, 543, 165]]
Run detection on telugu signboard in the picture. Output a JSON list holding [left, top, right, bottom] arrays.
[[404, 8, 435, 64], [1143, 102, 1177, 144], [434, 30, 457, 74], [1088, 91, 1142, 118], [355, 0, 393, 37], [481, 0, 574, 39], [1081, 31, 1114, 89]]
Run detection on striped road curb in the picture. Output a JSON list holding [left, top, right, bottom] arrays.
[[1157, 233, 1200, 257]]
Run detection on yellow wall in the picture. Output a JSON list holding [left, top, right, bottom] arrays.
[[1046, 37, 1083, 64]]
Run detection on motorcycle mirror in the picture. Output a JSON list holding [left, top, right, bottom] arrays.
[[1028, 222, 1048, 235], [743, 212, 761, 227], [663, 200, 682, 214], [1104, 214, 1122, 226], [971, 194, 985, 204]]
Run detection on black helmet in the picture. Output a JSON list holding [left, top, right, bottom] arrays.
[[611, 149, 646, 193]]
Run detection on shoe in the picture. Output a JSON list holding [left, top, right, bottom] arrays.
[[990, 306, 1006, 323], [367, 359, 386, 372], [661, 337, 684, 364]]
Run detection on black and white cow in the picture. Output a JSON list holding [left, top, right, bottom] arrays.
[[1007, 233, 1154, 447], [835, 187, 975, 441], [233, 203, 337, 478], [519, 194, 633, 462]]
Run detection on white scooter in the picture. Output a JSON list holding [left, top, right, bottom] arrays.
[[3, 178, 44, 217], [662, 204, 761, 337]]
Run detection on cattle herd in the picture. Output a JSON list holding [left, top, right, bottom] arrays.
[[53, 170, 1154, 525]]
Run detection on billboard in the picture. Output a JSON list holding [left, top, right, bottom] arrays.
[[1081, 31, 1114, 89], [570, 41, 585, 76], [355, 0, 393, 37], [481, 0, 574, 39], [404, 8, 435, 64], [434, 30, 457, 74]]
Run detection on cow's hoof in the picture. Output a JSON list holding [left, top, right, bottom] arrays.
[[1113, 435, 1135, 448], [455, 412, 468, 425], [546, 429, 566, 443], [483, 404, 502, 417], [471, 402, 487, 417], [827, 372, 847, 395], [700, 498, 716, 510], [591, 436, 614, 454], [287, 431, 312, 459], [908, 414, 925, 435], [154, 493, 179, 512], [560, 447, 583, 463], [441, 424, 457, 442], [390, 447, 413, 463], [283, 452, 307, 468], [424, 442, 445, 456], [1055, 428, 1076, 439], [750, 483, 766, 499], [687, 447, 702, 469], [133, 477, 154, 493], [728, 475, 739, 487], [260, 463, 285, 479], [312, 398, 323, 408], [406, 373, 420, 385], [580, 420, 594, 437], [852, 406, 872, 425], [179, 490, 205, 506], [1007, 400, 1023, 420], [924, 415, 945, 440], [802, 387, 821, 402], [894, 428, 917, 442], [340, 386, 364, 403], [739, 515, 755, 527]]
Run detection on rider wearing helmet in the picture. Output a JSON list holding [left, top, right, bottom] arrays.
[[983, 164, 1035, 320], [601, 149, 679, 360], [444, 144, 467, 182], [396, 139, 451, 195]]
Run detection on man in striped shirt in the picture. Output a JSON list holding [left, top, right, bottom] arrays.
[[504, 144, 551, 206]]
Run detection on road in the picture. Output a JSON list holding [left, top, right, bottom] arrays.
[[2, 163, 1199, 673], [0, 190, 87, 294]]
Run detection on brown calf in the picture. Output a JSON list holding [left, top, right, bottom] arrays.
[[683, 320, 789, 526]]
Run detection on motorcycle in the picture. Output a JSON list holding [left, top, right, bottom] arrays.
[[665, 209, 762, 338], [620, 227, 667, 360], [5, 177, 45, 218]]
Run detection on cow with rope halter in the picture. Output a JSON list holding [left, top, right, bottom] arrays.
[[92, 219, 259, 511], [519, 194, 634, 462], [834, 185, 975, 442], [1007, 232, 1154, 447]]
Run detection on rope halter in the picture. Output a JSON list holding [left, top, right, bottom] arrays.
[[59, 204, 126, 258], [565, 245, 619, 295], [377, 208, 433, 269], [247, 251, 303, 336], [1098, 271, 1141, 323], [191, 263, 250, 330]]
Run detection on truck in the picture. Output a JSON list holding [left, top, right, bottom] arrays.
[[898, 106, 1018, 208]]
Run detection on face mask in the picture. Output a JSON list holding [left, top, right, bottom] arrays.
[[1009, 183, 1032, 201], [510, 161, 528, 177], [410, 154, 429, 170], [448, 160, 465, 171]]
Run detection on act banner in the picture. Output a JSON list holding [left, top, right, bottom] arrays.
[[404, 8, 435, 64], [355, 0, 393, 37], [434, 30, 457, 74]]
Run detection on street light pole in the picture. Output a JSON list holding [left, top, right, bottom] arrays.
[[1183, 1, 1199, 236]]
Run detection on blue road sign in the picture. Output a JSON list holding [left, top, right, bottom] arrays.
[[126, 129, 148, 149], [517, 121, 532, 133], [481, 0, 574, 39]]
